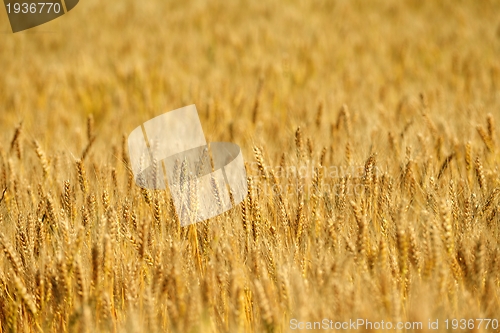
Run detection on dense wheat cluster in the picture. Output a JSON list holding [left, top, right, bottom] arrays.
[[1, 0, 500, 332]]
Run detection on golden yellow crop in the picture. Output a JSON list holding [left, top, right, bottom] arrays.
[[0, 0, 499, 332]]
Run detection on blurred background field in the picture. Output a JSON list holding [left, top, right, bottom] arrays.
[[1, 0, 499, 155], [1, 0, 500, 332]]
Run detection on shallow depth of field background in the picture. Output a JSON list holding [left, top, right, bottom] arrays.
[[1, 0, 500, 332]]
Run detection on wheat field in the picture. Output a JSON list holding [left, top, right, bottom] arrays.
[[1, 0, 500, 332]]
